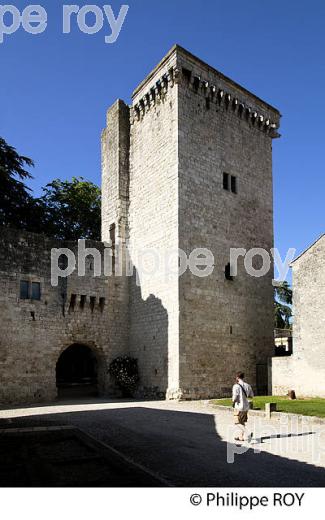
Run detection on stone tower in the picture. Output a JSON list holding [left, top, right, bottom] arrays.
[[102, 45, 281, 399]]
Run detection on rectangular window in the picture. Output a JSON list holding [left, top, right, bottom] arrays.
[[223, 172, 229, 190], [231, 175, 237, 194], [225, 263, 234, 281], [31, 282, 41, 300], [90, 296, 96, 312], [99, 297, 106, 312], [80, 295, 87, 309], [69, 294, 77, 311], [20, 280, 29, 299], [110, 223, 116, 273]]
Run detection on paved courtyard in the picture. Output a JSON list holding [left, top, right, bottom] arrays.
[[0, 425, 163, 486], [1, 399, 325, 486]]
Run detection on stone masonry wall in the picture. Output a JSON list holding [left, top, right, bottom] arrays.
[[101, 99, 130, 244], [176, 47, 280, 398], [127, 50, 180, 397], [108, 45, 281, 399], [0, 228, 128, 404], [272, 235, 325, 397]]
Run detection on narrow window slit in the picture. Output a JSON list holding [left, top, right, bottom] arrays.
[[223, 172, 229, 191], [99, 297, 106, 312], [225, 263, 234, 281], [69, 294, 77, 311], [90, 296, 96, 313]]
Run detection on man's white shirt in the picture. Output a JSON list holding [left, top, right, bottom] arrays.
[[232, 379, 254, 411]]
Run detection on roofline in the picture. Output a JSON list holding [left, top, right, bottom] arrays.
[[132, 44, 179, 99], [132, 44, 281, 116], [291, 233, 325, 265]]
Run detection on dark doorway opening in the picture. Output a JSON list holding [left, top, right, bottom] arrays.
[[256, 363, 268, 396], [56, 344, 99, 398]]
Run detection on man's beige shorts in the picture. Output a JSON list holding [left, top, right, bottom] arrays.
[[234, 411, 248, 425]]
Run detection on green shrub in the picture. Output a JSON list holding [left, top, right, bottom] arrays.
[[109, 356, 139, 396]]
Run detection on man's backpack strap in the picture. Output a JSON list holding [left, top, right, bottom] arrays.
[[237, 383, 248, 398]]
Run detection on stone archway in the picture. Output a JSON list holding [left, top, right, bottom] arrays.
[[56, 343, 100, 398]]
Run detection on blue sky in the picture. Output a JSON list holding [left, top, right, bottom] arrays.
[[0, 0, 324, 269]]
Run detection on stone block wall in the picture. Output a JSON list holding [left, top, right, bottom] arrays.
[[272, 235, 325, 397], [0, 229, 128, 404], [176, 47, 281, 398], [127, 51, 179, 397], [101, 99, 130, 244], [1, 45, 282, 404], [101, 45, 281, 399]]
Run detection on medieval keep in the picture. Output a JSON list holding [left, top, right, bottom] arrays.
[[0, 45, 281, 404]]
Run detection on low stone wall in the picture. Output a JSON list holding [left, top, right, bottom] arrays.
[[272, 356, 325, 398], [212, 403, 325, 425]]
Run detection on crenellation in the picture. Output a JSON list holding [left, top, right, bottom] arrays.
[[1, 44, 281, 404], [179, 67, 279, 136]]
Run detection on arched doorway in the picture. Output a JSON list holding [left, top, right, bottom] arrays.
[[56, 344, 99, 398]]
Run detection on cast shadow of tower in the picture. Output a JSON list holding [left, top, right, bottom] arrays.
[[128, 268, 169, 399]]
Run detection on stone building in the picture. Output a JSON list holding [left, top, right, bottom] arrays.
[[0, 230, 128, 403], [0, 45, 281, 404], [272, 234, 325, 397]]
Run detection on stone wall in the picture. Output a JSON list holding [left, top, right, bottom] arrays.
[[272, 235, 325, 397], [1, 45, 282, 404], [0, 228, 128, 404], [101, 45, 281, 399], [176, 48, 280, 398], [101, 99, 130, 245], [128, 50, 179, 398]]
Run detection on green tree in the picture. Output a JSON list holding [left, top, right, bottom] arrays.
[[274, 281, 292, 329], [0, 136, 34, 229], [39, 177, 101, 240], [0, 137, 102, 240]]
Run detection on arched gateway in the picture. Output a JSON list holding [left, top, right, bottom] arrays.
[[56, 344, 100, 398]]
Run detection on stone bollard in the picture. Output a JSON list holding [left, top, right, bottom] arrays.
[[288, 390, 296, 400], [265, 402, 277, 419]]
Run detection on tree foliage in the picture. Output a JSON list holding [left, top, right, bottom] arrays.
[[274, 281, 293, 329], [0, 137, 34, 229], [38, 177, 101, 241], [0, 137, 101, 240]]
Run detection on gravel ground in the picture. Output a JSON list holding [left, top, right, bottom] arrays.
[[1, 398, 325, 487]]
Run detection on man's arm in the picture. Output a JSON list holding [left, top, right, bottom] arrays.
[[248, 385, 254, 398], [232, 384, 239, 404]]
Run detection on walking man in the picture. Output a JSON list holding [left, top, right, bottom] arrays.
[[232, 371, 254, 442]]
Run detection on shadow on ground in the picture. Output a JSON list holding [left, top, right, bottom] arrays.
[[1, 404, 325, 487]]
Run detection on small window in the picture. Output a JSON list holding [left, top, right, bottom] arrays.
[[20, 280, 29, 299], [225, 263, 234, 281], [80, 295, 87, 309], [90, 296, 96, 312], [31, 282, 41, 300], [231, 175, 237, 194], [99, 298, 105, 312], [99, 297, 105, 312], [58, 254, 68, 270], [110, 224, 116, 273], [223, 172, 229, 190], [69, 294, 77, 311]]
